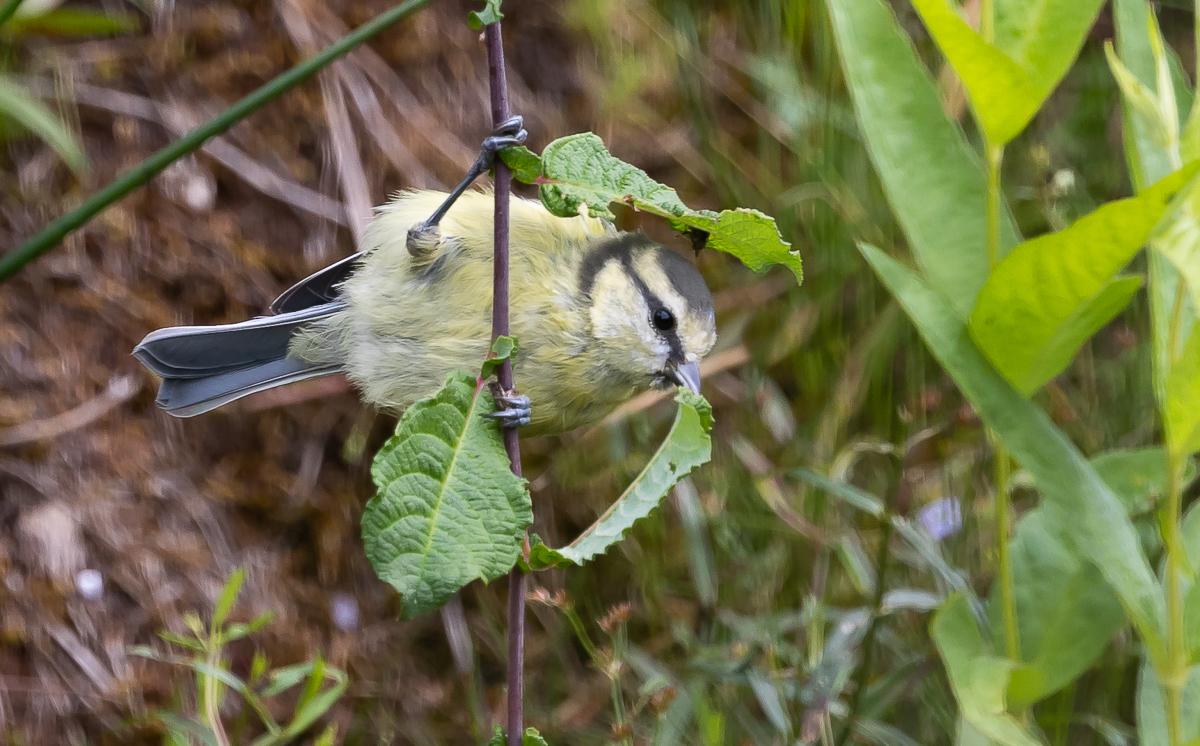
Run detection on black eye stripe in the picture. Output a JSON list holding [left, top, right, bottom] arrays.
[[615, 250, 686, 359]]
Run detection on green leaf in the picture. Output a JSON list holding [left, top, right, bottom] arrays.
[[1112, 0, 1185, 189], [1153, 205, 1200, 313], [982, 274, 1141, 396], [362, 371, 532, 619], [1090, 447, 1197, 514], [0, 74, 87, 174], [1107, 42, 1173, 151], [481, 335, 518, 379], [993, 0, 1105, 96], [524, 389, 712, 568], [5, 8, 140, 36], [909, 0, 1040, 146], [969, 163, 1200, 395], [466, 0, 502, 30], [826, 0, 1020, 318], [154, 631, 205, 652], [1180, 502, 1200, 660], [1136, 659, 1200, 746], [860, 243, 1167, 664], [535, 132, 688, 222], [1167, 330, 1200, 456], [669, 209, 802, 283], [529, 133, 801, 283], [263, 661, 321, 698], [931, 593, 1040, 746], [988, 509, 1125, 707], [498, 145, 542, 183], [211, 568, 246, 630], [1112, 0, 1200, 416], [837, 536, 876, 596]]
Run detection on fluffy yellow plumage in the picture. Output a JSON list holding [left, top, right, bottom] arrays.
[[134, 189, 717, 434]]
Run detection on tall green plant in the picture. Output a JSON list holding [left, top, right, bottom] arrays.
[[828, 0, 1200, 742]]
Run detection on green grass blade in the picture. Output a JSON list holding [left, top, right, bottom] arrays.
[[0, 0, 25, 28], [0, 75, 88, 174], [0, 0, 432, 283], [5, 8, 141, 36]]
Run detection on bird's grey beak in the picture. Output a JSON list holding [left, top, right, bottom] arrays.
[[664, 359, 702, 395]]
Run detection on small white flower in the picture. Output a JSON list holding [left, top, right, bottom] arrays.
[[76, 569, 103, 600], [1050, 169, 1076, 197]]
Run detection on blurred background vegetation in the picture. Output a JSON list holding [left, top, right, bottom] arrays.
[[0, 0, 1193, 743]]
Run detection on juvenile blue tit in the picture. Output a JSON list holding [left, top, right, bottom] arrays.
[[133, 190, 717, 435]]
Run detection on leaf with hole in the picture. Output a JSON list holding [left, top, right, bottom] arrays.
[[362, 371, 532, 619], [509, 133, 801, 283]]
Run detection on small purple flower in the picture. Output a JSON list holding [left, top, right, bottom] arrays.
[[917, 497, 962, 541], [330, 592, 359, 631]]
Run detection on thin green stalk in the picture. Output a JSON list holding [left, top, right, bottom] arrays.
[[204, 635, 231, 746], [1157, 262, 1189, 744], [994, 442, 1021, 662], [983, 121, 1019, 666], [0, 0, 433, 283], [608, 622, 632, 746], [979, 0, 994, 46], [1163, 445, 1185, 746], [985, 144, 1004, 270], [0, 0, 25, 28], [561, 605, 599, 662]]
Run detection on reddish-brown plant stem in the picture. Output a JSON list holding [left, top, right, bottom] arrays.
[[483, 19, 526, 746]]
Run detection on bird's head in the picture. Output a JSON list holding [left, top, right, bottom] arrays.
[[580, 234, 716, 395]]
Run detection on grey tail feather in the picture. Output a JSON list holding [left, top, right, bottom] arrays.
[[133, 302, 344, 417]]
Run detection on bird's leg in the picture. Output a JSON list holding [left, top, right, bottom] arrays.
[[407, 115, 527, 255], [485, 388, 532, 430]]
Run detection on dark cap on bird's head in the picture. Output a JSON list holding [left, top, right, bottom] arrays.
[[579, 232, 716, 394]]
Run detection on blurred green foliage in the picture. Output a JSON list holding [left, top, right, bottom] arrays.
[[498, 0, 1200, 744]]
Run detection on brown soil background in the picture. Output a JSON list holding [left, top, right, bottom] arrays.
[[0, 0, 763, 742]]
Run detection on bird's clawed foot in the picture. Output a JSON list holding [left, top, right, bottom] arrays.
[[407, 116, 528, 256], [486, 389, 532, 430], [478, 115, 527, 166]]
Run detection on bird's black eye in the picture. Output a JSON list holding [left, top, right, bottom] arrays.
[[652, 308, 676, 331]]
